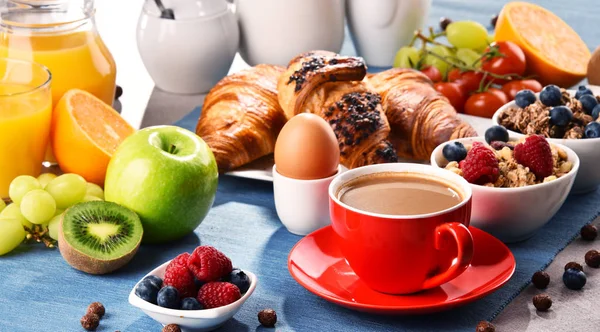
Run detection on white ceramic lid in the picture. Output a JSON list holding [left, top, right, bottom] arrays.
[[143, 0, 229, 20]]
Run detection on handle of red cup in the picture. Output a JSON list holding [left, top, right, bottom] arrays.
[[422, 222, 474, 290]]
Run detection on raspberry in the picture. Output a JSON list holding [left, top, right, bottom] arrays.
[[170, 253, 190, 268], [163, 261, 196, 298], [460, 142, 500, 184], [514, 135, 553, 179], [196, 282, 241, 309], [187, 246, 233, 282]]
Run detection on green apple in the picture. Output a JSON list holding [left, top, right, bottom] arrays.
[[104, 126, 218, 243]]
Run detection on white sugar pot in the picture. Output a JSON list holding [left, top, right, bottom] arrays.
[[136, 0, 239, 94]]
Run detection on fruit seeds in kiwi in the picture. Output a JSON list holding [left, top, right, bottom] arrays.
[[58, 201, 143, 275]]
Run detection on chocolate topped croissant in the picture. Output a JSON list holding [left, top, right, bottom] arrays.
[[278, 51, 398, 168]]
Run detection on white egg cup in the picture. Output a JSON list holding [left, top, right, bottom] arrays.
[[273, 165, 342, 236]]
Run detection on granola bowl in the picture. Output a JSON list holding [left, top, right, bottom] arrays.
[[492, 87, 600, 194], [431, 137, 579, 243]]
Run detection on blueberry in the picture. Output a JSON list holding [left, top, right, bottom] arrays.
[[592, 104, 600, 120], [549, 106, 573, 126], [181, 297, 203, 310], [563, 268, 586, 290], [575, 85, 593, 100], [442, 141, 468, 162], [143, 275, 163, 289], [226, 269, 251, 294], [484, 125, 509, 144], [194, 277, 205, 289], [584, 122, 600, 138], [579, 94, 598, 114], [514, 89, 537, 108], [115, 85, 123, 99], [157, 286, 181, 309], [539, 85, 562, 107], [135, 280, 160, 304]]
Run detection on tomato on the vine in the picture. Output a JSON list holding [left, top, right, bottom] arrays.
[[434, 82, 466, 113], [481, 41, 526, 84], [487, 88, 509, 103], [464, 88, 509, 118], [421, 66, 443, 83], [447, 68, 462, 82], [501, 79, 543, 100], [452, 71, 485, 94]]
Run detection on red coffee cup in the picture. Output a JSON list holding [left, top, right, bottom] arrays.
[[328, 163, 474, 294]]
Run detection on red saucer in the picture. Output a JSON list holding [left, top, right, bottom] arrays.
[[288, 226, 515, 314]]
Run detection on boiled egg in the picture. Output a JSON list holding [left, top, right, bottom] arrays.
[[274, 113, 339, 180]]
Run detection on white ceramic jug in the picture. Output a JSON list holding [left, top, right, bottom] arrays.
[[346, 0, 431, 67], [137, 0, 239, 94], [235, 0, 345, 66]]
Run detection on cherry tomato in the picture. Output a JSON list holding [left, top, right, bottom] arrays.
[[447, 68, 462, 82], [501, 79, 543, 100], [434, 82, 466, 113], [453, 71, 485, 94], [482, 41, 526, 84], [464, 88, 509, 118], [421, 66, 442, 83], [487, 88, 509, 103]]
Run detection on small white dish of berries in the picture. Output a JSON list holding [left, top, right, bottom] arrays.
[[431, 126, 579, 243], [493, 84, 600, 193], [129, 245, 257, 332]]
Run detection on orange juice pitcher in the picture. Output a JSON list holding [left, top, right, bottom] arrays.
[[0, 0, 116, 106]]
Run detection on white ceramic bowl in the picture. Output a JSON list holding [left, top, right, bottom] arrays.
[[129, 260, 257, 332], [431, 137, 579, 243], [492, 88, 600, 193]]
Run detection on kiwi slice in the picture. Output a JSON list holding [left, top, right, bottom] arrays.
[[58, 201, 143, 275]]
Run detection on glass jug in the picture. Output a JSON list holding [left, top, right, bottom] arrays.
[[0, 0, 117, 105]]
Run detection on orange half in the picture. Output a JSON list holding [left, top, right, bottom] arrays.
[[51, 89, 135, 185], [495, 2, 591, 87]]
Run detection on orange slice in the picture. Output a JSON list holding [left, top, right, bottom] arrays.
[[51, 89, 135, 186], [495, 2, 591, 87]]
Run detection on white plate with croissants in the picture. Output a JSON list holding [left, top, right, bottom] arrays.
[[195, 50, 490, 181]]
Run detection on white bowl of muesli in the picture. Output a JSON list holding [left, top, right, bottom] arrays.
[[431, 136, 579, 243], [492, 86, 600, 193]]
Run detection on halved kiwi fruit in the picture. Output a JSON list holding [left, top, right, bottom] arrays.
[[58, 201, 143, 275]]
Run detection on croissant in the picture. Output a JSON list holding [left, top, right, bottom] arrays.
[[196, 64, 287, 172], [368, 68, 477, 160], [278, 51, 398, 168]]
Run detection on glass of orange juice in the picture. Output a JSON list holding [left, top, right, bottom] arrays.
[[0, 58, 52, 198], [0, 0, 117, 162]]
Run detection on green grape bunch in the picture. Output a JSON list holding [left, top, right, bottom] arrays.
[[0, 172, 106, 256]]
